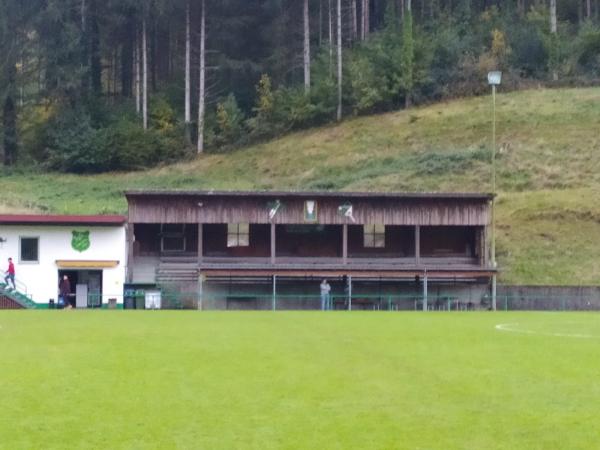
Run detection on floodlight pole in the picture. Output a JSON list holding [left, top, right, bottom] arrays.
[[491, 83, 497, 312]]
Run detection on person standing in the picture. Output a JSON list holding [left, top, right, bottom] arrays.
[[59, 275, 72, 309], [320, 279, 331, 311], [4, 257, 15, 290]]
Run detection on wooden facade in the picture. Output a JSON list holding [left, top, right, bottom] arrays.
[[126, 190, 496, 282], [127, 191, 491, 226]]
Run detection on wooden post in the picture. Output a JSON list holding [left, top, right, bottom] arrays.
[[415, 225, 421, 266], [342, 223, 348, 264], [422, 271, 428, 311], [272, 275, 277, 311], [271, 223, 276, 265], [347, 275, 352, 310], [492, 274, 497, 312], [197, 223, 204, 310], [197, 272, 204, 310], [126, 223, 134, 283], [197, 223, 203, 264], [484, 224, 490, 268]]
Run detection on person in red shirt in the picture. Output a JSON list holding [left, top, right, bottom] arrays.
[[4, 257, 15, 290]]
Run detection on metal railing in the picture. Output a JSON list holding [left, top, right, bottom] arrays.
[[17, 291, 600, 312], [1, 276, 28, 295]]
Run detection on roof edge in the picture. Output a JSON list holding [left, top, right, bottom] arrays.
[[0, 214, 127, 225], [124, 190, 494, 200]]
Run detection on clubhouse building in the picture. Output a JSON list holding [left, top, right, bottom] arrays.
[[126, 190, 496, 310], [0, 215, 126, 308], [0, 190, 496, 309]]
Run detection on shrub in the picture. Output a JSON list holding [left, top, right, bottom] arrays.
[[45, 107, 108, 173], [44, 104, 185, 173], [215, 94, 246, 147]]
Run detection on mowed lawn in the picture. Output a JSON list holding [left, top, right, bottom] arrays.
[[1, 312, 599, 450]]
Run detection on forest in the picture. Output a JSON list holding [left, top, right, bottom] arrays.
[[1, 0, 599, 173]]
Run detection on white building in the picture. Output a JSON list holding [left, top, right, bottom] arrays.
[[0, 215, 127, 307]]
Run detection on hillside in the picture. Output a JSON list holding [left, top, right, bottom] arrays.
[[2, 87, 600, 285]]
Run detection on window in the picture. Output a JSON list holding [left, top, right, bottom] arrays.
[[20, 237, 39, 263], [227, 223, 250, 247], [161, 224, 186, 252], [364, 224, 385, 248]]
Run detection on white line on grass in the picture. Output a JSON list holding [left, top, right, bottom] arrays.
[[495, 323, 597, 339]]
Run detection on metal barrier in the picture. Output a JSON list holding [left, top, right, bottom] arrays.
[[496, 294, 600, 311], [197, 293, 482, 311], [28, 291, 600, 312]]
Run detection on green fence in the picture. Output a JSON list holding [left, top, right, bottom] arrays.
[[495, 294, 600, 311], [193, 293, 482, 311], [31, 291, 600, 312]]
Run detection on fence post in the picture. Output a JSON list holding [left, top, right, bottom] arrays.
[[423, 274, 428, 311], [347, 275, 352, 312], [197, 273, 204, 311], [492, 275, 497, 311], [272, 275, 277, 311]]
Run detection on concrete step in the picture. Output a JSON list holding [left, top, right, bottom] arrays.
[[160, 256, 198, 264]]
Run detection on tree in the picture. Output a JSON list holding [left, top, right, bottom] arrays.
[[88, 0, 102, 95], [337, 0, 342, 121], [197, 0, 206, 153], [550, 0, 558, 81], [142, 15, 148, 129], [362, 0, 370, 40], [3, 65, 17, 166], [304, 0, 311, 94], [135, 31, 141, 114], [184, 0, 192, 145], [351, 0, 358, 41], [329, 0, 334, 75], [401, 0, 414, 108]]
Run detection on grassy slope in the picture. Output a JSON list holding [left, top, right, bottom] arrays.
[[2, 87, 600, 284], [2, 311, 600, 450]]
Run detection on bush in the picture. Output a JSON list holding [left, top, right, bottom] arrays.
[[349, 52, 388, 113], [44, 104, 185, 173], [45, 107, 107, 173], [149, 95, 178, 132], [573, 24, 600, 76], [103, 119, 185, 170], [214, 94, 246, 148], [508, 23, 548, 77]]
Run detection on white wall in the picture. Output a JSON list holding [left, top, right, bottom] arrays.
[[0, 225, 126, 305]]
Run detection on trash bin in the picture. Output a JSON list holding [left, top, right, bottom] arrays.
[[135, 296, 145, 310], [49, 299, 55, 309], [124, 296, 135, 309], [108, 298, 117, 309]]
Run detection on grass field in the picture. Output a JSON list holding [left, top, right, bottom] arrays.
[[3, 87, 600, 284], [1, 311, 599, 449]]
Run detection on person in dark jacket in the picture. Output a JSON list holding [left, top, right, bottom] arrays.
[[59, 275, 72, 309]]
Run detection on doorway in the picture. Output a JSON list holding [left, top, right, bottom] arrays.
[[58, 270, 103, 308]]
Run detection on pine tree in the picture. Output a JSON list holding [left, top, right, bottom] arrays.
[[304, 0, 311, 94], [197, 0, 206, 153], [184, 0, 192, 145], [401, 0, 414, 108]]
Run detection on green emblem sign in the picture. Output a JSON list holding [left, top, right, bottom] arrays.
[[71, 230, 91, 252]]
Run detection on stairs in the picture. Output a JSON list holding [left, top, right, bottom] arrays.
[[155, 256, 199, 284], [154, 257, 199, 309], [0, 283, 38, 309]]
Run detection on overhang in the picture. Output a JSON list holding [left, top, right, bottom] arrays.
[[56, 260, 120, 269]]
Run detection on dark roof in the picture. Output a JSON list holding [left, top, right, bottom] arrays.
[[125, 190, 493, 201], [0, 215, 127, 226]]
